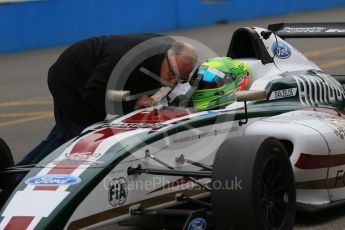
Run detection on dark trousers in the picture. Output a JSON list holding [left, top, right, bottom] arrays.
[[17, 102, 84, 166]]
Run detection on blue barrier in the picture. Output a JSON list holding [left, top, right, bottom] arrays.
[[0, 0, 345, 53], [177, 0, 345, 28]]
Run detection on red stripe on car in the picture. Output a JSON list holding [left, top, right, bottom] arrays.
[[34, 127, 132, 191], [70, 127, 133, 155], [4, 216, 34, 230], [123, 109, 192, 124], [295, 153, 345, 169], [302, 108, 345, 117], [34, 164, 79, 191]]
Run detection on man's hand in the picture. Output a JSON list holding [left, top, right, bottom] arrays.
[[134, 96, 157, 110]]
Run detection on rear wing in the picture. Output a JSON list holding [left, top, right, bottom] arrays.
[[268, 23, 345, 38]]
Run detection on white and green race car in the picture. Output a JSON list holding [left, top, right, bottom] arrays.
[[1, 23, 345, 230]]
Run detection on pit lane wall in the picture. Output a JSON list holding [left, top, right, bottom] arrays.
[[1, 0, 345, 53]]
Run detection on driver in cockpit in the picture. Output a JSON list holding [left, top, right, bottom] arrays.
[[167, 57, 249, 110]]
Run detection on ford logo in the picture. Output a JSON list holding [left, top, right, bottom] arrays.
[[25, 174, 81, 186], [272, 41, 292, 59], [188, 217, 207, 230]]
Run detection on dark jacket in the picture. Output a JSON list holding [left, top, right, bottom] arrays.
[[48, 34, 172, 127]]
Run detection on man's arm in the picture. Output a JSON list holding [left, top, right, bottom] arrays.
[[80, 56, 117, 113]]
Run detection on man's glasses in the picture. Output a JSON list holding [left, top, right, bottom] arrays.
[[165, 53, 188, 83]]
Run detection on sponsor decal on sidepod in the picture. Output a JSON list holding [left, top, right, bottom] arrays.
[[272, 41, 291, 59], [269, 88, 297, 100], [25, 174, 81, 186], [188, 217, 207, 230]]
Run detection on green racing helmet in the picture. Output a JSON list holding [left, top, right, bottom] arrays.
[[190, 57, 249, 111]]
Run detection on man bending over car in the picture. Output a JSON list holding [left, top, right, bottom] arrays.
[[17, 35, 196, 166]]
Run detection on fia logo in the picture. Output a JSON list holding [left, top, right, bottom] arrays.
[[108, 177, 128, 206]]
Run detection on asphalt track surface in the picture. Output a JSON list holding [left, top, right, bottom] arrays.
[[1, 7, 345, 230]]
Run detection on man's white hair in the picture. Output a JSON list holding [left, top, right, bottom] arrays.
[[167, 41, 197, 68]]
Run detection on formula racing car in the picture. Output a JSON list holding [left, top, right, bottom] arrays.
[[1, 23, 345, 230]]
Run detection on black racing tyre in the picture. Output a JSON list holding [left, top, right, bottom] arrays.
[[211, 136, 295, 230], [0, 138, 14, 206]]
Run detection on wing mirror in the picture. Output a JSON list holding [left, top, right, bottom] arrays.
[[234, 90, 267, 126], [235, 90, 267, 102]]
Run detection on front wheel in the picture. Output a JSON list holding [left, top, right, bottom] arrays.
[[211, 136, 296, 230]]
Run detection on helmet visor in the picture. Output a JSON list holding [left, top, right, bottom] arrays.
[[194, 67, 229, 90]]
